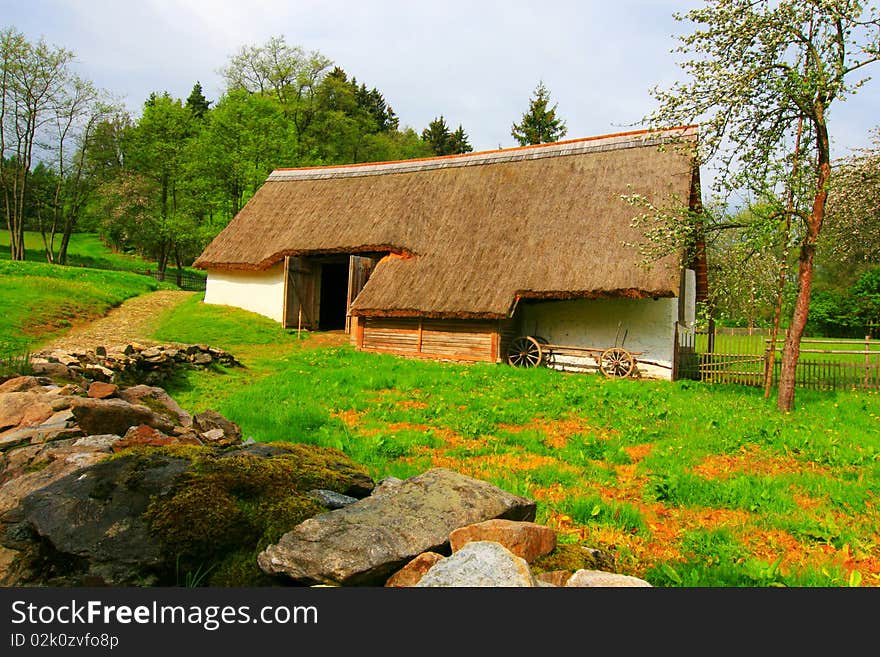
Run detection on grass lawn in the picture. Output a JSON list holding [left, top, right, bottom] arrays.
[[0, 230, 205, 278], [0, 260, 174, 357], [154, 294, 880, 587]]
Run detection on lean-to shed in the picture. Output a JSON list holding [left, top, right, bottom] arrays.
[[194, 126, 704, 379]]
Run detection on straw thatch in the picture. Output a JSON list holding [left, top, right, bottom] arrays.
[[194, 126, 700, 319]]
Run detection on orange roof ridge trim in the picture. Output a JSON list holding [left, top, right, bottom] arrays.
[[268, 125, 698, 182]]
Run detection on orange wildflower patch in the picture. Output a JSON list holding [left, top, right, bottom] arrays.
[[498, 415, 599, 449], [331, 409, 363, 427], [624, 443, 654, 463], [690, 444, 828, 480]]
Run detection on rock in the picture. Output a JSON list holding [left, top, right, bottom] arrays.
[[29, 362, 71, 379], [118, 385, 192, 427], [4, 453, 189, 585], [87, 381, 118, 399], [48, 351, 80, 367], [416, 541, 538, 587], [193, 409, 240, 443], [0, 448, 110, 517], [534, 570, 573, 587], [449, 519, 557, 563], [191, 352, 213, 366], [113, 425, 177, 451], [69, 397, 176, 437], [257, 468, 536, 586], [565, 569, 653, 587], [0, 376, 43, 394], [0, 392, 54, 433], [83, 364, 114, 382], [385, 552, 445, 587], [371, 476, 403, 497], [72, 434, 122, 450], [308, 489, 359, 509]]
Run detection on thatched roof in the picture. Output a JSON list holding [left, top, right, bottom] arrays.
[[195, 126, 700, 319]]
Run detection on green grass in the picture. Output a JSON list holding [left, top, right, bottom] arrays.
[[0, 259, 174, 355], [697, 331, 880, 363], [151, 296, 880, 587], [0, 230, 205, 278]]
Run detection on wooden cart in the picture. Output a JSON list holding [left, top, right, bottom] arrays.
[[506, 335, 642, 378]]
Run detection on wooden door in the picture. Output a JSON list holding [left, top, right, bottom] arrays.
[[284, 256, 318, 330], [346, 255, 377, 332]]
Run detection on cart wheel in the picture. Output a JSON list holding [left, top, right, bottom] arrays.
[[508, 336, 544, 368], [599, 347, 635, 378], [534, 336, 555, 368]]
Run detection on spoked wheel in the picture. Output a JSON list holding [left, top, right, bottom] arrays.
[[507, 336, 544, 368], [599, 347, 635, 378]]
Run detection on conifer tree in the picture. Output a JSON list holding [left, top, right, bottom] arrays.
[[511, 81, 567, 146]]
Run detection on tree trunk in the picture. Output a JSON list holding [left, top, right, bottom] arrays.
[[777, 118, 831, 412]]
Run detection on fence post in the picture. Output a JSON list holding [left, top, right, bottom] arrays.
[[866, 335, 871, 389], [673, 322, 679, 381]]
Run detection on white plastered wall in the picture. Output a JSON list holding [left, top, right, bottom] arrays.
[[518, 270, 696, 381], [203, 263, 285, 323]]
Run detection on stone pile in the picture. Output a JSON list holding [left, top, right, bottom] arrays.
[[28, 343, 241, 387], [258, 468, 652, 588], [0, 375, 244, 522]]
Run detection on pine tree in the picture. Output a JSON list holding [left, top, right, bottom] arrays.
[[421, 116, 453, 155], [421, 117, 473, 155], [449, 125, 473, 154], [185, 81, 211, 119], [511, 81, 567, 146]]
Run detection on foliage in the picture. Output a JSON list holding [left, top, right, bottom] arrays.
[[185, 81, 212, 119], [824, 127, 880, 268], [644, 0, 880, 411], [420, 115, 473, 156], [511, 81, 567, 146], [1, 27, 87, 261]]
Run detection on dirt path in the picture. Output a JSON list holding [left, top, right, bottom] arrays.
[[40, 290, 196, 353]]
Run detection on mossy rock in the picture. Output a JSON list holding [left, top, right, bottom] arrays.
[[531, 543, 617, 575], [140, 442, 374, 585], [7, 441, 375, 587]]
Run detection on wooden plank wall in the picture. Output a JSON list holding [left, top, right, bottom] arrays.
[[360, 317, 499, 362]]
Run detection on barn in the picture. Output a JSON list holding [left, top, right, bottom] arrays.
[[194, 126, 704, 380]]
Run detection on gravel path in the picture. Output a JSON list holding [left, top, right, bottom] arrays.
[[41, 290, 196, 353]]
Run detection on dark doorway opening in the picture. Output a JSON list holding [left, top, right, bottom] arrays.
[[319, 262, 349, 330]]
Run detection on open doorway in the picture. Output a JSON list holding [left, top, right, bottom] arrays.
[[318, 261, 349, 330]]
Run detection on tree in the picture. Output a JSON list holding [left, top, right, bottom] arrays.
[[0, 27, 75, 260], [220, 35, 332, 152], [186, 81, 212, 119], [421, 116, 473, 156], [644, 1, 880, 412], [511, 81, 567, 146], [123, 92, 196, 279], [449, 125, 473, 155], [824, 127, 880, 269]]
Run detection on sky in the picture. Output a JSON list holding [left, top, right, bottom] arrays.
[[3, 0, 878, 163]]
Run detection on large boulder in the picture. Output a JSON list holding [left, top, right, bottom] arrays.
[[119, 385, 192, 427], [2, 453, 189, 586], [257, 467, 537, 586], [1, 442, 375, 587], [69, 397, 176, 436]]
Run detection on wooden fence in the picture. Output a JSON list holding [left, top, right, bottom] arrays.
[[674, 325, 880, 391], [143, 269, 206, 291]]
